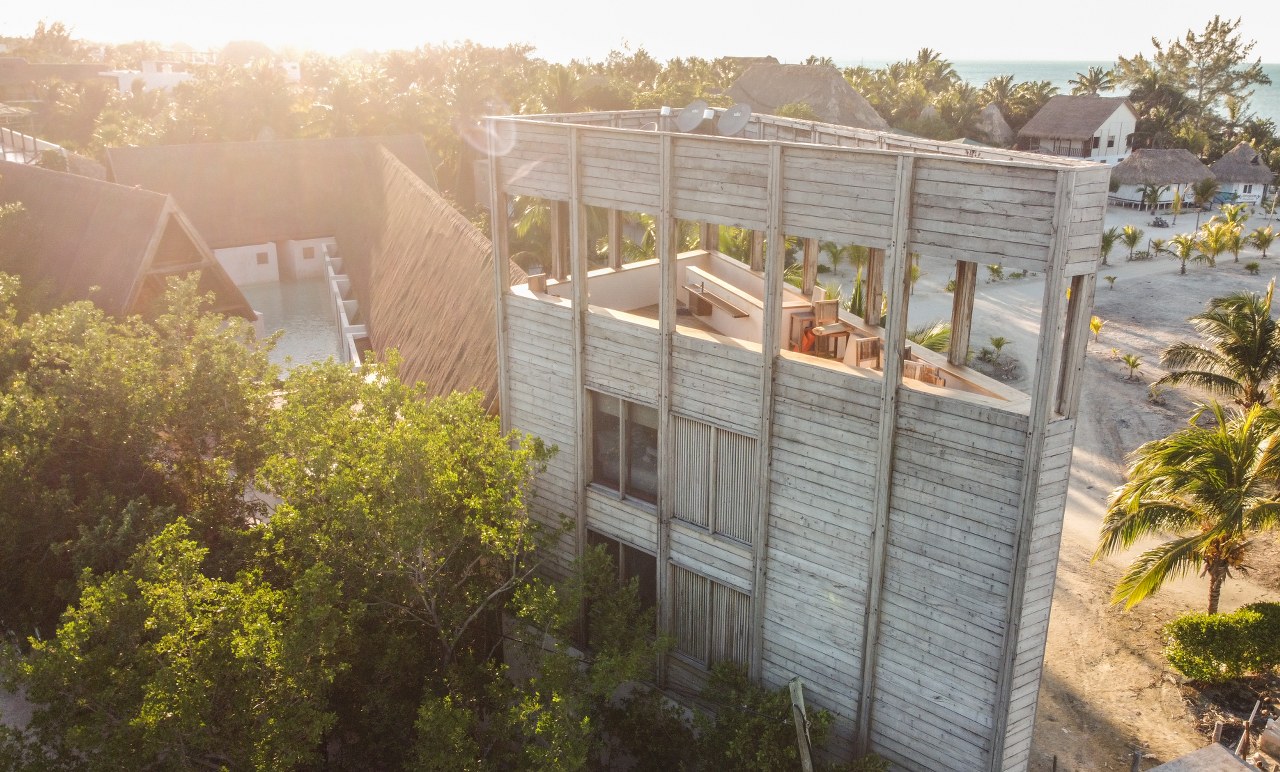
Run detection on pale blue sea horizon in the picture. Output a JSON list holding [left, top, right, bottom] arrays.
[[834, 59, 1280, 126]]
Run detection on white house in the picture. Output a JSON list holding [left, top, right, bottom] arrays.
[[484, 108, 1108, 770], [1209, 142, 1273, 206], [1109, 148, 1214, 210], [1017, 95, 1138, 166]]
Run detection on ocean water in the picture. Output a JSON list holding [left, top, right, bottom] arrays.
[[837, 59, 1280, 126]]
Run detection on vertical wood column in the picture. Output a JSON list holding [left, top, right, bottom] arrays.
[[749, 230, 765, 272], [948, 260, 978, 367], [568, 128, 590, 570], [801, 237, 819, 298], [486, 119, 513, 433], [700, 222, 720, 252], [1056, 272, 1096, 417], [989, 170, 1077, 771], [608, 209, 624, 270], [855, 155, 916, 753], [656, 134, 677, 683], [749, 143, 785, 680], [550, 201, 569, 281], [864, 247, 885, 326]]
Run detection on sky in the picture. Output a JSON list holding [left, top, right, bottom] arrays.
[[4, 2, 1280, 64]]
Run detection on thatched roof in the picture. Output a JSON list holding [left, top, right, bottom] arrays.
[[1209, 142, 1274, 184], [108, 135, 437, 305], [726, 64, 889, 130], [1110, 149, 1213, 186], [365, 149, 525, 405], [0, 160, 252, 317], [1018, 95, 1135, 140], [975, 103, 1014, 146]]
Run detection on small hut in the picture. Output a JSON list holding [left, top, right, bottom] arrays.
[[1210, 142, 1273, 205], [1017, 95, 1138, 165], [726, 64, 889, 130], [1109, 148, 1213, 210]]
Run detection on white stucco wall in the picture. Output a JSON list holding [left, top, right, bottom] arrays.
[[103, 66, 193, 93], [1220, 182, 1265, 205], [1111, 182, 1195, 209], [1087, 104, 1138, 165], [282, 237, 336, 279], [214, 243, 279, 286]]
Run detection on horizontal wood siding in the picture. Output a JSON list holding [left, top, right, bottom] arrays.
[[585, 487, 658, 553], [584, 312, 660, 403], [498, 121, 569, 200], [908, 158, 1058, 274], [869, 388, 1029, 771], [670, 333, 760, 435], [669, 520, 753, 592], [579, 130, 661, 211], [1002, 418, 1075, 770], [671, 137, 770, 230], [1065, 168, 1111, 273], [504, 294, 576, 581], [779, 148, 897, 248], [760, 358, 882, 759]]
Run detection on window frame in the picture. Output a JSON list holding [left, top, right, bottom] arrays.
[[671, 415, 757, 545], [588, 390, 658, 507], [669, 564, 751, 669]]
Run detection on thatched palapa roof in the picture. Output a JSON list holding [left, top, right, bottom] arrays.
[[1209, 142, 1274, 185], [1018, 95, 1134, 140], [0, 160, 252, 317], [1110, 149, 1213, 186], [726, 64, 889, 131], [366, 149, 524, 406]]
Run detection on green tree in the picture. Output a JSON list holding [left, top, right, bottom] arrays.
[[1251, 225, 1276, 258], [5, 519, 346, 770], [1192, 177, 1221, 215], [1138, 182, 1170, 213], [1170, 232, 1198, 274], [1156, 280, 1280, 408], [1095, 403, 1280, 613], [1069, 65, 1116, 95], [1120, 224, 1145, 260], [1100, 226, 1120, 266], [1197, 220, 1233, 266]]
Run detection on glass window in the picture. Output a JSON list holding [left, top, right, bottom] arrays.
[[622, 543, 657, 611], [1107, 135, 1116, 148], [626, 403, 659, 503], [591, 393, 620, 490]]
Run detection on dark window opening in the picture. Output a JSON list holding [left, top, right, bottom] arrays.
[[255, 251, 269, 265], [302, 246, 316, 260], [585, 530, 657, 641], [589, 391, 658, 505]]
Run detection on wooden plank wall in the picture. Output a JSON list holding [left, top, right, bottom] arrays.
[[1066, 166, 1113, 274], [584, 312, 661, 404], [761, 357, 883, 758], [869, 389, 1030, 771], [1000, 417, 1075, 770], [504, 293, 577, 581], [670, 334, 760, 435]]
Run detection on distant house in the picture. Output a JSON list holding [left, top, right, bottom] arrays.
[[1109, 149, 1214, 209], [0, 57, 112, 102], [1209, 142, 1273, 205], [726, 63, 889, 130], [1017, 95, 1138, 166], [108, 136, 520, 405], [0, 159, 254, 318]]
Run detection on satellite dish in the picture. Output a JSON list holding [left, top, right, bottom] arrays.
[[675, 99, 710, 132], [717, 103, 752, 136]]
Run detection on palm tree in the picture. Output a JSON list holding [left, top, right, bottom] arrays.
[[1196, 221, 1232, 267], [1100, 226, 1120, 266], [1120, 225, 1144, 260], [1224, 224, 1245, 263], [1091, 316, 1106, 342], [1171, 186, 1184, 226], [1157, 280, 1280, 408], [1170, 232, 1198, 275], [1069, 66, 1116, 96], [1120, 353, 1143, 380], [1095, 403, 1280, 613], [906, 320, 951, 353], [1251, 225, 1276, 258], [1137, 183, 1170, 214], [1192, 177, 1221, 228]]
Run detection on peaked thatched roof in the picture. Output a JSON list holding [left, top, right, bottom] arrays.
[[108, 135, 438, 304], [1209, 142, 1274, 184], [365, 149, 525, 406], [0, 160, 252, 317], [1018, 95, 1135, 140], [1110, 149, 1213, 186], [726, 64, 889, 130], [975, 102, 1014, 146]]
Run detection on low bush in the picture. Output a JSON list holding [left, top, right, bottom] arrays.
[[1246, 261, 1261, 275], [1163, 602, 1280, 682]]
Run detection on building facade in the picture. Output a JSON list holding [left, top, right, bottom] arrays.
[[1017, 95, 1138, 166], [485, 110, 1108, 771]]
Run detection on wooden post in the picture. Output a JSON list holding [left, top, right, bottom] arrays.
[[486, 119, 513, 433], [948, 260, 977, 367], [864, 247, 884, 327], [749, 229, 765, 272], [700, 222, 719, 252], [1237, 700, 1261, 757], [568, 127, 590, 579], [749, 143, 785, 680], [789, 678, 815, 772], [801, 237, 818, 298], [655, 133, 676, 684], [988, 171, 1077, 772], [856, 155, 915, 752], [608, 209, 624, 270], [550, 201, 569, 281], [1056, 272, 1096, 417]]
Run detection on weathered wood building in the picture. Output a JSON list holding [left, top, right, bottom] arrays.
[[483, 108, 1108, 771]]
